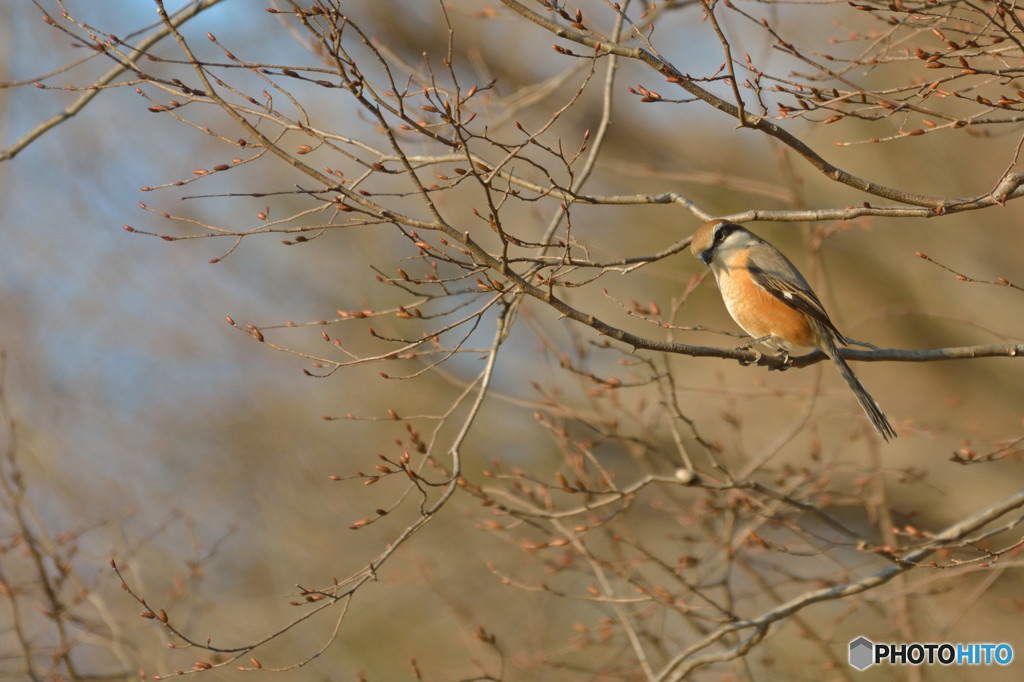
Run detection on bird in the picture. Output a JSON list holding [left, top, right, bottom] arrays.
[[689, 219, 896, 441]]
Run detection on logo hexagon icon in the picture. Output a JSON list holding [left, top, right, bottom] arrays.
[[849, 636, 874, 670]]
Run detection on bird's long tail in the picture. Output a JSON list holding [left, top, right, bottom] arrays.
[[825, 340, 897, 441]]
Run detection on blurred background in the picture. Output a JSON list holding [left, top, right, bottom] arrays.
[[1, 1, 1023, 680]]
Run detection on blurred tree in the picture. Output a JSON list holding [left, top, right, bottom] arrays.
[[2, 0, 1024, 680]]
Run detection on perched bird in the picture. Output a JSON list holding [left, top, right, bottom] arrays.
[[690, 219, 896, 441]]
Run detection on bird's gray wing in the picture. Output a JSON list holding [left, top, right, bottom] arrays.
[[746, 251, 844, 342]]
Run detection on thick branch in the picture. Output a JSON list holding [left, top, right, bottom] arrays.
[[496, 0, 990, 210]]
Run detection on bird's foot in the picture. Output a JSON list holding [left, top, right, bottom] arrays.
[[768, 349, 792, 372], [734, 337, 767, 366]]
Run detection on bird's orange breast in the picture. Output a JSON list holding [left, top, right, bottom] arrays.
[[715, 260, 817, 349]]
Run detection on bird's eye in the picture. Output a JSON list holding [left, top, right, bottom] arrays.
[[712, 224, 730, 247]]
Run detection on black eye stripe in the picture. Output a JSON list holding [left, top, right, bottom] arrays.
[[713, 221, 739, 247]]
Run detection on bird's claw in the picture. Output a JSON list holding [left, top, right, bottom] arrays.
[[768, 349, 792, 372], [735, 345, 762, 366]]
